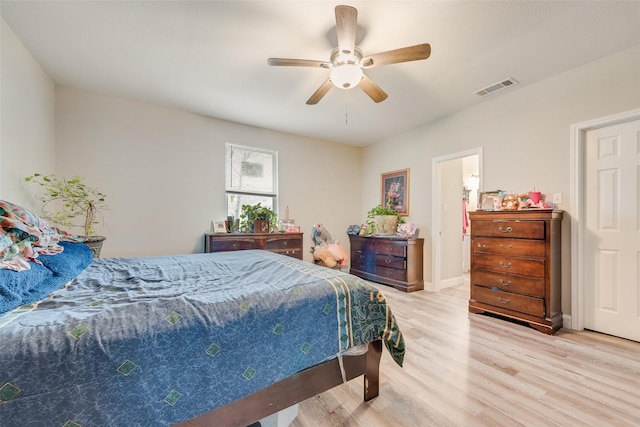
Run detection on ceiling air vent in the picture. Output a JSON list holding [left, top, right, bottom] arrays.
[[474, 78, 518, 97]]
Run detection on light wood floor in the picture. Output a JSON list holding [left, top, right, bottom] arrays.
[[291, 282, 640, 427]]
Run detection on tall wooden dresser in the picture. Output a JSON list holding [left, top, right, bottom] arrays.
[[468, 210, 563, 334], [204, 233, 303, 260], [348, 235, 424, 292]]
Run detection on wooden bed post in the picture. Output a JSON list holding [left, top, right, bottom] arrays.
[[364, 340, 382, 401]]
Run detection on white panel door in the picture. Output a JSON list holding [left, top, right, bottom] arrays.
[[584, 119, 640, 341]]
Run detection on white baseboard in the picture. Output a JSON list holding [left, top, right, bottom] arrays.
[[563, 313, 573, 330], [440, 276, 464, 290]]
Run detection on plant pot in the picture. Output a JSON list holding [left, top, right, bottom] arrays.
[[83, 236, 106, 258], [253, 219, 270, 233], [373, 215, 398, 236]]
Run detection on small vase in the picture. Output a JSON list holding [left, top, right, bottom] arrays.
[[373, 215, 398, 236]]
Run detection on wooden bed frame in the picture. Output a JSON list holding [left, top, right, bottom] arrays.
[[176, 340, 383, 427]]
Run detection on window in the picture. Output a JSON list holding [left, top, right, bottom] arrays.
[[225, 143, 278, 221]]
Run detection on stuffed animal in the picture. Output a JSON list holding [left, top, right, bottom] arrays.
[[311, 224, 333, 247], [327, 242, 349, 268], [312, 245, 338, 268], [312, 242, 349, 269]]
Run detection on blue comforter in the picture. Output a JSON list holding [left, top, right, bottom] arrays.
[[0, 250, 404, 426]]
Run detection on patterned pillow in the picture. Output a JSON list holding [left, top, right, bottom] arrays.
[[0, 200, 66, 271]]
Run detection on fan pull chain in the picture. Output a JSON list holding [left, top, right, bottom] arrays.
[[344, 90, 349, 125]]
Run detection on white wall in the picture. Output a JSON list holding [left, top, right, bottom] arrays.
[[0, 18, 55, 205], [362, 43, 640, 314], [55, 87, 363, 259], [440, 158, 463, 283]]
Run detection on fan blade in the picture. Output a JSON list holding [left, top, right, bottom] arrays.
[[335, 5, 357, 55], [306, 79, 333, 105], [268, 58, 330, 68], [359, 75, 388, 103], [361, 43, 431, 68]]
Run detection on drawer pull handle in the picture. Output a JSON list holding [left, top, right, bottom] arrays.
[[499, 279, 512, 286], [498, 226, 512, 233], [385, 259, 391, 264], [499, 261, 512, 268], [498, 297, 511, 304]]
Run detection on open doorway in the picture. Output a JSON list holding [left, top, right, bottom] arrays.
[[431, 148, 482, 292]]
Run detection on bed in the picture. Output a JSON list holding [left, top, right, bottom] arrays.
[[0, 202, 405, 427]]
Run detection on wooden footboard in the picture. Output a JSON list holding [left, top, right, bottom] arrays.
[[176, 340, 383, 427]]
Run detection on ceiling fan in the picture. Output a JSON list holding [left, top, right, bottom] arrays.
[[267, 5, 431, 105]]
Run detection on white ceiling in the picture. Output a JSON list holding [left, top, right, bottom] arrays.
[[2, 1, 640, 146]]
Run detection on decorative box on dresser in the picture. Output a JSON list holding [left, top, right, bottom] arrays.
[[204, 233, 303, 260], [348, 235, 424, 292], [468, 209, 563, 334]]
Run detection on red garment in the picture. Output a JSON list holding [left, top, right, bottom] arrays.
[[462, 199, 470, 236]]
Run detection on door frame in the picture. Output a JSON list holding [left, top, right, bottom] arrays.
[[570, 107, 640, 331], [432, 147, 483, 292]]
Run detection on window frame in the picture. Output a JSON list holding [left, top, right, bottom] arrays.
[[225, 143, 279, 220]]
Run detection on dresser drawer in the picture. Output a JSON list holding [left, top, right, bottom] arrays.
[[351, 261, 375, 275], [352, 251, 375, 265], [473, 237, 545, 258], [350, 238, 373, 253], [375, 265, 407, 282], [375, 242, 406, 257], [375, 255, 406, 270], [472, 285, 545, 317], [473, 253, 545, 277], [264, 237, 302, 250], [208, 239, 257, 252], [472, 270, 545, 297], [268, 248, 303, 258], [472, 220, 545, 240]]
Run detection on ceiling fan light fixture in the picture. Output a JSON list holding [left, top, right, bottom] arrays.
[[329, 46, 364, 89], [268, 6, 431, 104], [330, 63, 363, 89]]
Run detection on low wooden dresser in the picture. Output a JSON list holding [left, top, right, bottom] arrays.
[[348, 235, 424, 292], [468, 210, 563, 334], [204, 233, 303, 260]]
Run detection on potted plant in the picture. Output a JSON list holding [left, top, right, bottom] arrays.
[[25, 173, 108, 256], [365, 205, 405, 236], [239, 203, 278, 233]]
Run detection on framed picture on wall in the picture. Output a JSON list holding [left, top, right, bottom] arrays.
[[381, 169, 409, 215]]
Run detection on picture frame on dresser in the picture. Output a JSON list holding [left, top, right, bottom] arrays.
[[213, 221, 227, 233], [381, 169, 409, 215], [478, 190, 504, 210]]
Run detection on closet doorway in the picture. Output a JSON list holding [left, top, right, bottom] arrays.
[[432, 148, 482, 292]]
